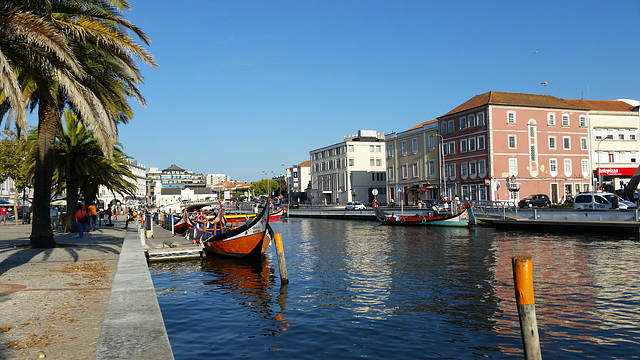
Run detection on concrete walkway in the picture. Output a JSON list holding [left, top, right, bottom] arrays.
[[0, 220, 173, 360]]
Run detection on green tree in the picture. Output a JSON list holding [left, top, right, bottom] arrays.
[[251, 179, 279, 197], [0, 130, 30, 225], [1, 1, 155, 247]]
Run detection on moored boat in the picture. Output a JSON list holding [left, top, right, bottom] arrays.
[[373, 200, 476, 227], [224, 207, 286, 223], [194, 201, 273, 258]]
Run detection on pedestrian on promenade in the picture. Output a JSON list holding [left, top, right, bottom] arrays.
[[105, 206, 112, 225], [124, 208, 138, 229], [75, 203, 87, 238], [87, 202, 98, 231], [0, 205, 6, 225], [50, 206, 59, 230]]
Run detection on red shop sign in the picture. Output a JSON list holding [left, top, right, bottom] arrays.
[[597, 167, 637, 176]]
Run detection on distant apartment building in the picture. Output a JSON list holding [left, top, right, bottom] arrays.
[[147, 164, 205, 205], [562, 99, 639, 193], [438, 91, 590, 203], [285, 160, 311, 204], [205, 173, 230, 187], [98, 160, 147, 206], [309, 130, 387, 205], [385, 120, 439, 205]]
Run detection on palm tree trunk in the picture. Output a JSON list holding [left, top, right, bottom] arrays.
[[30, 98, 57, 248]]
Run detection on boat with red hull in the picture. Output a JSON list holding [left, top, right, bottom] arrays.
[[193, 201, 273, 258], [373, 200, 476, 227]]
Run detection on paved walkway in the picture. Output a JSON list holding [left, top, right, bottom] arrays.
[[0, 220, 173, 360]]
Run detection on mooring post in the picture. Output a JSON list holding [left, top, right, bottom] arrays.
[[139, 227, 145, 246], [512, 256, 542, 360], [171, 214, 175, 235], [274, 233, 289, 284]]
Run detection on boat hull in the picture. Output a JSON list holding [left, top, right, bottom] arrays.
[[374, 204, 475, 227]]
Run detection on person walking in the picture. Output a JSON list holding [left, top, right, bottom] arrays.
[[87, 202, 98, 231], [124, 208, 138, 229], [75, 203, 87, 238], [50, 206, 59, 230], [0, 205, 7, 225]]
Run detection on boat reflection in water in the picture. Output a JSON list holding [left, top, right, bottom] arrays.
[[200, 256, 290, 335]]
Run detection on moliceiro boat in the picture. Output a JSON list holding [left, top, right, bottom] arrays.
[[224, 207, 286, 223], [373, 200, 476, 227], [193, 201, 273, 258]]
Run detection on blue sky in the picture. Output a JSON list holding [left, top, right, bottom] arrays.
[[115, 0, 640, 182]]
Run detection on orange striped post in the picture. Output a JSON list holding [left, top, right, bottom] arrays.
[[512, 256, 542, 360], [274, 233, 289, 284]]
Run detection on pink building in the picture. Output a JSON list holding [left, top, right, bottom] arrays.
[[438, 91, 590, 204]]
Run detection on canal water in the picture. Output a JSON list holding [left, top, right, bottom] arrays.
[[149, 218, 640, 359]]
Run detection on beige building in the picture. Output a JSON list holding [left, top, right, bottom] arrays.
[[385, 120, 440, 205], [563, 99, 639, 192], [309, 130, 387, 205]]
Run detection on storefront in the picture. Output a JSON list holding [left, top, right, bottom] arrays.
[[596, 167, 638, 192]]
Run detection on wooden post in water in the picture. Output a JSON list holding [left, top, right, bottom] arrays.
[[512, 256, 542, 360], [274, 233, 289, 284]]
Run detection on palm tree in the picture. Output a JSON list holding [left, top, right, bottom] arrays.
[[1, 1, 155, 247], [51, 109, 137, 232]]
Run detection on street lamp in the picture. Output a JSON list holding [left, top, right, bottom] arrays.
[[436, 133, 446, 199], [596, 137, 608, 190]]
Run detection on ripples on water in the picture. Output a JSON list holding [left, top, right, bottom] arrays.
[[150, 219, 640, 359]]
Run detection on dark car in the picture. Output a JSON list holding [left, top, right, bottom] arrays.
[[518, 194, 551, 208]]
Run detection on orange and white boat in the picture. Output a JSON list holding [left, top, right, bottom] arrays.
[[195, 201, 273, 258]]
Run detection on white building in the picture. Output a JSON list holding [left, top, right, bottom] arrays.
[[309, 130, 387, 205], [285, 161, 311, 204], [98, 160, 146, 206], [206, 173, 230, 187]]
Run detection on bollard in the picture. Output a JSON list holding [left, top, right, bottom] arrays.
[[512, 256, 542, 360], [274, 233, 289, 284], [139, 228, 145, 246], [171, 214, 175, 235]]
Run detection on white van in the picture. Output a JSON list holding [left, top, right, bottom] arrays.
[[573, 192, 615, 210]]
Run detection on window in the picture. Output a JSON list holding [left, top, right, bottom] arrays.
[[348, 144, 354, 152], [376, 159, 381, 166], [412, 162, 418, 177], [580, 137, 587, 150], [448, 142, 455, 155], [429, 160, 436, 176], [370, 145, 375, 152], [549, 136, 556, 149], [580, 115, 587, 127], [581, 159, 589, 174], [477, 136, 485, 150], [412, 138, 418, 154], [477, 112, 485, 126], [631, 152, 637, 163], [507, 111, 516, 124], [530, 145, 536, 161], [443, 143, 448, 155], [460, 162, 468, 178], [448, 120, 454, 133], [468, 138, 476, 152], [468, 114, 476, 127], [376, 145, 381, 152], [370, 159, 375, 166], [349, 158, 354, 166], [508, 135, 517, 148], [469, 162, 477, 177], [441, 122, 447, 134], [509, 158, 518, 175], [401, 164, 408, 179], [564, 159, 572, 176], [478, 185, 487, 201], [548, 113, 556, 126], [387, 143, 394, 157], [608, 153, 614, 162], [460, 116, 467, 130], [562, 114, 569, 126], [550, 159, 557, 176], [401, 140, 407, 156], [563, 136, 570, 150], [388, 166, 394, 181], [478, 160, 486, 175], [618, 130, 625, 140], [448, 164, 456, 178], [428, 135, 435, 150], [460, 140, 467, 153]]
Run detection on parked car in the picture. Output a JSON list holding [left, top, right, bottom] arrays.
[[518, 194, 551, 208], [574, 192, 614, 210], [345, 201, 366, 210]]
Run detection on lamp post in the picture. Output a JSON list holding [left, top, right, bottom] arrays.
[[596, 137, 608, 190], [436, 133, 446, 200]]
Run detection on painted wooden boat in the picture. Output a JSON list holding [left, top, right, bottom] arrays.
[[373, 200, 476, 227], [224, 208, 285, 223], [172, 213, 195, 234], [194, 201, 273, 258]]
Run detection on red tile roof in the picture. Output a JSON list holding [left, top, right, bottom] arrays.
[[406, 119, 437, 131], [440, 91, 587, 117], [298, 160, 310, 167], [562, 99, 636, 112]]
